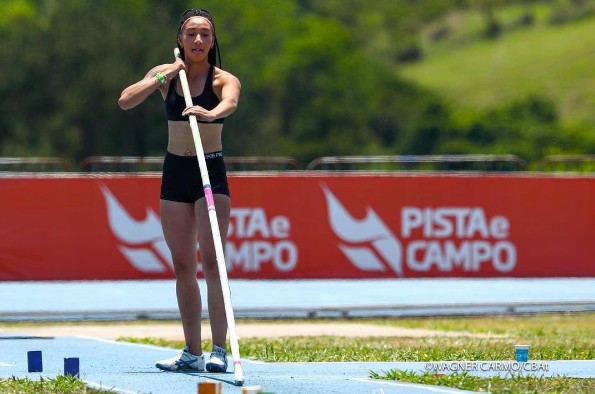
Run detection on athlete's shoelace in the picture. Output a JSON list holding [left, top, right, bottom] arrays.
[[175, 357, 196, 368], [213, 349, 225, 356], [174, 350, 197, 368]]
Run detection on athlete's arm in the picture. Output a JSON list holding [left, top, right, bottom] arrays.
[[118, 59, 185, 110], [181, 71, 241, 122]]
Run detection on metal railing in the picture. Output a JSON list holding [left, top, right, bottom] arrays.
[[224, 156, 299, 171], [9, 154, 595, 174], [306, 154, 528, 171], [0, 157, 73, 172], [1, 300, 593, 321], [540, 155, 595, 173], [79, 156, 164, 172], [79, 156, 300, 172]]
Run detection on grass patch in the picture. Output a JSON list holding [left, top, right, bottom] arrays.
[[402, 10, 595, 129], [370, 370, 595, 394], [421, 3, 554, 57], [0, 375, 102, 394], [121, 335, 511, 362], [117, 313, 595, 361], [119, 334, 595, 362], [367, 312, 595, 338]]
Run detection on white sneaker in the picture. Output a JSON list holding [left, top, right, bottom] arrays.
[[155, 345, 205, 371], [206, 345, 228, 372]]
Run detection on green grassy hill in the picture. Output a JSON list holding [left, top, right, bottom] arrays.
[[400, 8, 595, 131]]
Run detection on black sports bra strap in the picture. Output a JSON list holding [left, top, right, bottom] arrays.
[[166, 75, 177, 100], [205, 65, 214, 92]]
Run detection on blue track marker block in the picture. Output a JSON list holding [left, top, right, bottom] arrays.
[[64, 357, 80, 377], [27, 351, 43, 372]]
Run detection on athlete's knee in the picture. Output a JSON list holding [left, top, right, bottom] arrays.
[[201, 258, 220, 277], [172, 257, 197, 278]]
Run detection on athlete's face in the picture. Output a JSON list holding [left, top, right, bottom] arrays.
[[178, 17, 214, 61]]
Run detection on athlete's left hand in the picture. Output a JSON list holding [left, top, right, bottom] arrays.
[[182, 106, 217, 122]]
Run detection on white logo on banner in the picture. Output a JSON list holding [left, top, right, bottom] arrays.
[[401, 207, 516, 273], [100, 185, 174, 273], [226, 208, 298, 272], [100, 185, 298, 274], [322, 183, 517, 276], [321, 183, 404, 276]]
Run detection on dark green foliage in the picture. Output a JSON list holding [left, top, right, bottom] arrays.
[[438, 96, 571, 164], [549, 0, 595, 25], [0, 0, 591, 168]]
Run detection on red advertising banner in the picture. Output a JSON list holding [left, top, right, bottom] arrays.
[[0, 173, 594, 280]]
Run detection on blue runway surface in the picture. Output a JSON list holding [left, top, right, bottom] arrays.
[[2, 336, 594, 394], [1, 279, 595, 320]]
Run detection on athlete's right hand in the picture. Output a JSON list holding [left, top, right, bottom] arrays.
[[164, 57, 186, 80]]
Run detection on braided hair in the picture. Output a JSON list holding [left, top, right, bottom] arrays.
[[176, 8, 221, 67]]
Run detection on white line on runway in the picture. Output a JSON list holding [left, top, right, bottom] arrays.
[[76, 336, 265, 364], [84, 380, 142, 394], [75, 336, 176, 352]]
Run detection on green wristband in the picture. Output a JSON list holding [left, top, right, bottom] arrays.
[[155, 72, 167, 85]]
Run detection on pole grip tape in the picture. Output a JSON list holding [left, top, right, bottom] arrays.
[[204, 187, 216, 211]]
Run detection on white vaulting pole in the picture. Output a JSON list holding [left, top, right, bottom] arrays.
[[173, 48, 244, 386]]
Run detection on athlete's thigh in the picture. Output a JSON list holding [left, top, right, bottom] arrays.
[[160, 199, 198, 264], [195, 195, 231, 265]]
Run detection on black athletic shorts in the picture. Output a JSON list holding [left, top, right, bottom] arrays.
[[160, 151, 230, 203]]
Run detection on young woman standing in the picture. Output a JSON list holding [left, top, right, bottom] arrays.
[[118, 8, 241, 372]]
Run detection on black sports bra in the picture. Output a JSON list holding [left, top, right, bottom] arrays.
[[164, 65, 225, 124]]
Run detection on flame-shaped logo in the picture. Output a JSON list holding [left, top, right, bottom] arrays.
[[99, 185, 174, 273], [321, 183, 403, 276]]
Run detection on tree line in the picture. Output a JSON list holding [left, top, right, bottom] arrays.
[[0, 0, 587, 167]]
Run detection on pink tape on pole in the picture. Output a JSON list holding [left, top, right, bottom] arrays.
[[234, 361, 242, 366], [204, 187, 215, 210]]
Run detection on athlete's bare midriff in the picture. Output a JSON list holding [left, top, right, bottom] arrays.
[[167, 120, 223, 156]]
